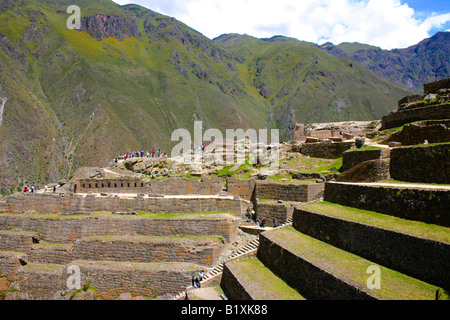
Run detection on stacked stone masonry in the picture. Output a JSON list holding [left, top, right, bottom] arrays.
[[0, 213, 240, 244], [255, 181, 324, 202], [341, 148, 386, 172], [300, 141, 355, 159], [390, 144, 450, 184], [324, 182, 449, 227], [0, 193, 244, 216]]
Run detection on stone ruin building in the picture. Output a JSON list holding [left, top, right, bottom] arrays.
[[0, 79, 449, 301]]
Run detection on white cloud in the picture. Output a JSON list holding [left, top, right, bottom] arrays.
[[113, 0, 450, 49]]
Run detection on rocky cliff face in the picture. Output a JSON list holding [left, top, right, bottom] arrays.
[[81, 14, 141, 41]]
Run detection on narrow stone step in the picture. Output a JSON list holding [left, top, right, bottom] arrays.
[[221, 256, 306, 300], [257, 226, 447, 300], [295, 201, 450, 289]]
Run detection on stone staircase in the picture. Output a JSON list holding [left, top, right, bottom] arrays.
[[171, 217, 294, 300], [220, 182, 450, 300]]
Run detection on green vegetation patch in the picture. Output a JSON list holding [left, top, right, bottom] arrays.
[[301, 201, 450, 243], [227, 256, 306, 300], [285, 156, 342, 174]]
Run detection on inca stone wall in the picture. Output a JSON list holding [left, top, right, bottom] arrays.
[[149, 177, 224, 195], [72, 235, 225, 267], [72, 177, 224, 196], [341, 148, 385, 172], [381, 104, 450, 130], [255, 181, 324, 202], [390, 144, 450, 184], [324, 182, 450, 227], [0, 213, 240, 244], [73, 178, 147, 194], [300, 142, 355, 159], [424, 78, 450, 95], [255, 202, 294, 225], [0, 193, 244, 216], [226, 178, 255, 201], [14, 261, 203, 300]]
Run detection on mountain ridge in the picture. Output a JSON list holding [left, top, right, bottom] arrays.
[[0, 0, 445, 193]]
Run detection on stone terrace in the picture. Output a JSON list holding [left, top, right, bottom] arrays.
[[220, 180, 450, 300]]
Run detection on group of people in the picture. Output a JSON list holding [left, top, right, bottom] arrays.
[[23, 185, 39, 193], [246, 206, 278, 228], [191, 270, 204, 289], [115, 149, 168, 162], [23, 184, 57, 193]]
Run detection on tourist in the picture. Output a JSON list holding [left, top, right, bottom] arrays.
[[261, 217, 266, 228], [152, 150, 155, 157], [256, 219, 260, 227], [23, 186, 28, 193], [246, 206, 251, 222], [53, 185, 56, 193], [251, 210, 256, 222], [199, 270, 204, 282], [192, 276, 196, 288], [273, 219, 277, 228], [195, 277, 201, 289]]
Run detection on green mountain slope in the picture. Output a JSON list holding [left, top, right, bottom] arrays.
[[320, 32, 450, 92], [214, 34, 413, 138], [0, 0, 414, 192]]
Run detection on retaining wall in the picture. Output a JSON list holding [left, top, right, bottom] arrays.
[[0, 213, 240, 244], [390, 144, 450, 184], [226, 178, 255, 201], [73, 177, 225, 196], [341, 148, 384, 172], [72, 235, 225, 267], [255, 202, 294, 225], [300, 142, 355, 159], [381, 104, 450, 130], [255, 181, 324, 202], [324, 182, 450, 227], [15, 261, 202, 300], [0, 193, 244, 216]]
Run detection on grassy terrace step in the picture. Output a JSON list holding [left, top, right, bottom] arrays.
[[258, 226, 448, 300], [294, 202, 450, 289], [221, 256, 306, 300]]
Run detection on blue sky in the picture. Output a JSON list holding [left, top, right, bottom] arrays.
[[112, 0, 450, 49]]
